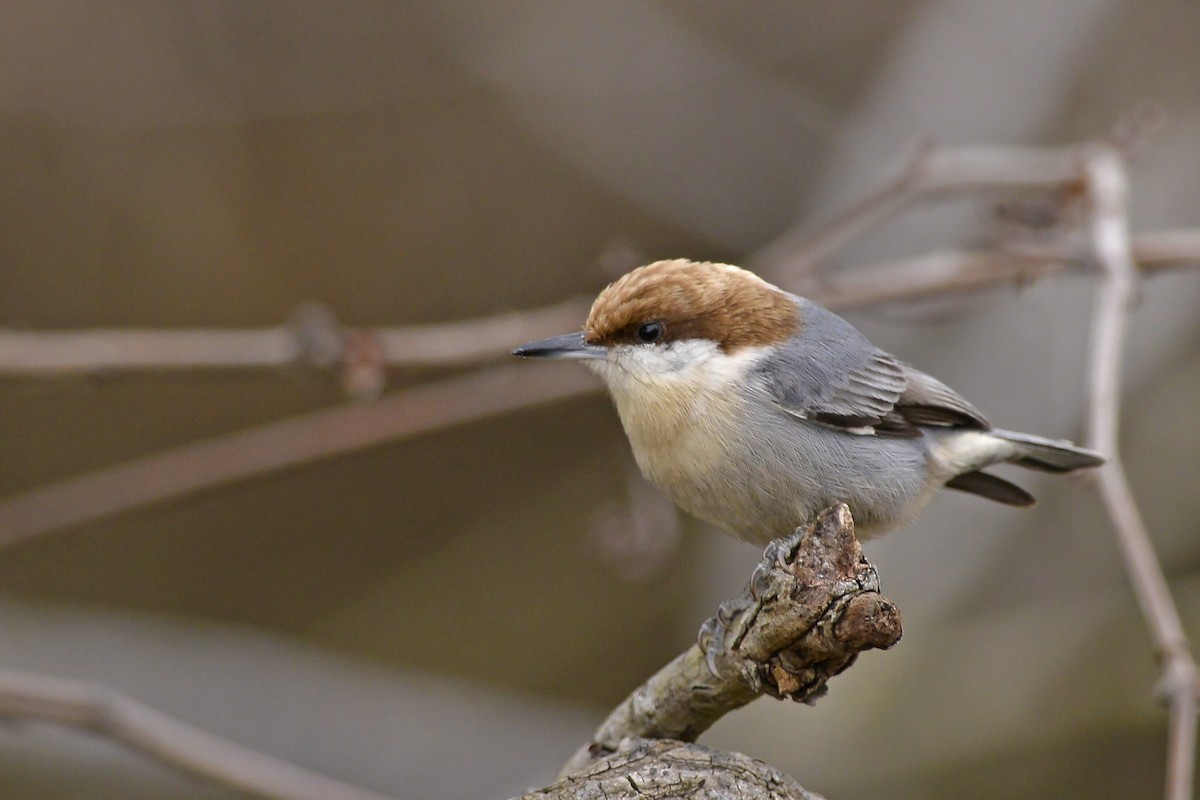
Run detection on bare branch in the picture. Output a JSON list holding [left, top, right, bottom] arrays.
[[2, 231, 1197, 382], [0, 670, 394, 800], [1079, 145, 1199, 800], [793, 229, 1197, 310], [1123, 228, 1200, 269], [372, 298, 591, 368], [0, 298, 590, 377], [0, 328, 299, 373], [751, 139, 934, 278], [0, 365, 596, 551]]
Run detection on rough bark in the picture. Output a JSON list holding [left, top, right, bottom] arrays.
[[523, 739, 824, 800]]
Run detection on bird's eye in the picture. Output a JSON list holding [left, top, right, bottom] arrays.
[[636, 321, 664, 343]]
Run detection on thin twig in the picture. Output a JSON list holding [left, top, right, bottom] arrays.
[[0, 365, 596, 551], [757, 143, 1088, 281], [1080, 144, 1198, 800], [0, 670, 394, 800], [371, 298, 591, 368], [796, 230, 1200, 310], [809, 250, 1072, 310], [0, 297, 590, 376]]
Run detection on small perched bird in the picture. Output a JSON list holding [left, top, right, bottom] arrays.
[[514, 259, 1103, 545]]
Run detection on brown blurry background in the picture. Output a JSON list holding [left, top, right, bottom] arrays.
[[0, 2, 1198, 798]]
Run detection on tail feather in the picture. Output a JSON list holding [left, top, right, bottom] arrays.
[[946, 471, 1036, 506], [991, 429, 1105, 473]]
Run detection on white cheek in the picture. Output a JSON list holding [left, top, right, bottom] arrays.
[[628, 344, 694, 374], [606, 341, 720, 381], [593, 340, 770, 393]]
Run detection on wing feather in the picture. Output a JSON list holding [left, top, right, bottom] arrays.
[[756, 299, 989, 436]]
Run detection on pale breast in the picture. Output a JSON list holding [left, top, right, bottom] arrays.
[[607, 374, 745, 512], [616, 394, 801, 542], [594, 344, 814, 541]]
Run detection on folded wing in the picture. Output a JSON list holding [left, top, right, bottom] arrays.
[[756, 299, 989, 438]]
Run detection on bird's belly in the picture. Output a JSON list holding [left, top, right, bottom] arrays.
[[623, 400, 931, 544]]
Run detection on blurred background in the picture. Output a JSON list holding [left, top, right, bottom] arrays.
[[1, 2, 1198, 798]]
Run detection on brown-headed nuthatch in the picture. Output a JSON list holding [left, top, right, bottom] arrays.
[[514, 259, 1103, 545]]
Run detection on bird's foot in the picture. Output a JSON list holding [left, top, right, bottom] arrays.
[[697, 592, 756, 677], [696, 528, 805, 677]]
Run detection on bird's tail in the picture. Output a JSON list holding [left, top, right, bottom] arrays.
[[991, 429, 1105, 473]]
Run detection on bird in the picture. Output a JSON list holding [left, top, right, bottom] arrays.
[[513, 259, 1104, 546]]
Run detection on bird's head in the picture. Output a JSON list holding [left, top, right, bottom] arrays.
[[513, 259, 801, 388]]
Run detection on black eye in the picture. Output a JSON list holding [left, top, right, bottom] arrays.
[[636, 321, 664, 343]]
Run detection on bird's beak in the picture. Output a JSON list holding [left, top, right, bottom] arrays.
[[512, 331, 607, 360]]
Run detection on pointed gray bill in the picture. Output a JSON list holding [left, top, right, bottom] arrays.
[[512, 331, 606, 360]]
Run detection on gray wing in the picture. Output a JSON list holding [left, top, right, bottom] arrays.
[[755, 299, 989, 437], [895, 364, 989, 428]]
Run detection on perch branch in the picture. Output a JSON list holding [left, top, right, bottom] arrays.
[[0, 670, 394, 800], [559, 505, 901, 779], [1079, 145, 1198, 800]]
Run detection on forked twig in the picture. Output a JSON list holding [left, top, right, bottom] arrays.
[[756, 143, 1088, 282]]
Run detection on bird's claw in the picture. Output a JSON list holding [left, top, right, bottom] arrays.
[[699, 617, 725, 677], [749, 562, 772, 601], [698, 528, 807, 678], [716, 598, 738, 628], [762, 527, 806, 570], [698, 592, 758, 677]]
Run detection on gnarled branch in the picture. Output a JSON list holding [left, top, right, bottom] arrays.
[[550, 505, 900, 796]]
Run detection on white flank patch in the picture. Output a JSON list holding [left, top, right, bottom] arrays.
[[928, 429, 1007, 476]]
